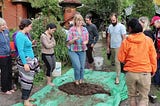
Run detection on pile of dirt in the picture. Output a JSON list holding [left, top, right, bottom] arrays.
[[58, 82, 111, 96]]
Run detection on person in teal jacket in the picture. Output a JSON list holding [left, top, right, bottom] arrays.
[[15, 19, 37, 106]]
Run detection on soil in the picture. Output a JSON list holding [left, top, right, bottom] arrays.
[[58, 82, 111, 96]]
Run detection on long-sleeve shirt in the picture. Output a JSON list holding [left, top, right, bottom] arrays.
[[40, 33, 56, 54], [15, 31, 34, 64], [86, 24, 99, 45], [0, 30, 10, 56], [118, 32, 157, 74]]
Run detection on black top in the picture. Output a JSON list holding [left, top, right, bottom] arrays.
[[85, 24, 99, 45], [144, 30, 155, 42]]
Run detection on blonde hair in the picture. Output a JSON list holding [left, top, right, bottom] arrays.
[[138, 16, 150, 31], [73, 14, 85, 26], [0, 18, 6, 26]]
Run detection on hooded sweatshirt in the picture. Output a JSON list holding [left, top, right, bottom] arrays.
[[118, 32, 157, 74]]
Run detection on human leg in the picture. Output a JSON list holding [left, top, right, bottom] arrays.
[[42, 54, 55, 86], [137, 73, 151, 106], [20, 74, 35, 106], [110, 48, 115, 66], [18, 63, 35, 102], [78, 51, 86, 83], [0, 57, 13, 93], [22, 88, 36, 106], [86, 44, 94, 69], [68, 51, 81, 82], [114, 48, 121, 84], [126, 72, 138, 106]]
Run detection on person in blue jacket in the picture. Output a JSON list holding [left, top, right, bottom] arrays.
[[0, 18, 15, 95]]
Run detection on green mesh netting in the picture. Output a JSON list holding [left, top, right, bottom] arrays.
[[13, 69, 128, 106]]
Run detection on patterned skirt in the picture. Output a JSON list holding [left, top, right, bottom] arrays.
[[17, 57, 40, 90]]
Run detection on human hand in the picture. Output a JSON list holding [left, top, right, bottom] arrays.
[[151, 72, 155, 77], [91, 44, 94, 47], [32, 40, 36, 45], [73, 36, 80, 41], [24, 64, 30, 71], [107, 48, 110, 54]]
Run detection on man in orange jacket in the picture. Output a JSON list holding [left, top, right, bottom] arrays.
[[118, 18, 157, 106]]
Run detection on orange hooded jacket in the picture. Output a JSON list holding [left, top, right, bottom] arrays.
[[118, 32, 157, 74]]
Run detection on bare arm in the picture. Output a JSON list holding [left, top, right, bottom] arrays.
[[121, 34, 126, 40]]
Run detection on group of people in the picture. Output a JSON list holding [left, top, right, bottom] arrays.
[[106, 12, 160, 106], [0, 13, 99, 106], [0, 17, 57, 106], [1, 11, 159, 106]]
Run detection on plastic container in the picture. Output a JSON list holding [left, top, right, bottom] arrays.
[[94, 57, 104, 70], [52, 62, 61, 76]]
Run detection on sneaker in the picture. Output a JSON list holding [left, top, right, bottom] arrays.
[[149, 94, 157, 103]]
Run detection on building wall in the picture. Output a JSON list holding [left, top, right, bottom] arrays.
[[3, 0, 27, 29]]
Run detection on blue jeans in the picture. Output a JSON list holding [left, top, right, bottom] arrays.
[[68, 50, 86, 80], [153, 59, 160, 85]]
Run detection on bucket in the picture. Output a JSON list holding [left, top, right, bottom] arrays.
[[94, 57, 104, 70], [52, 62, 61, 76]]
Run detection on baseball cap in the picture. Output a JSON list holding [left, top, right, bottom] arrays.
[[150, 16, 160, 26]]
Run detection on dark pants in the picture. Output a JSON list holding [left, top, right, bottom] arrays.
[[0, 56, 12, 92], [86, 44, 94, 64], [22, 88, 32, 100], [42, 53, 55, 77], [153, 59, 160, 85]]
